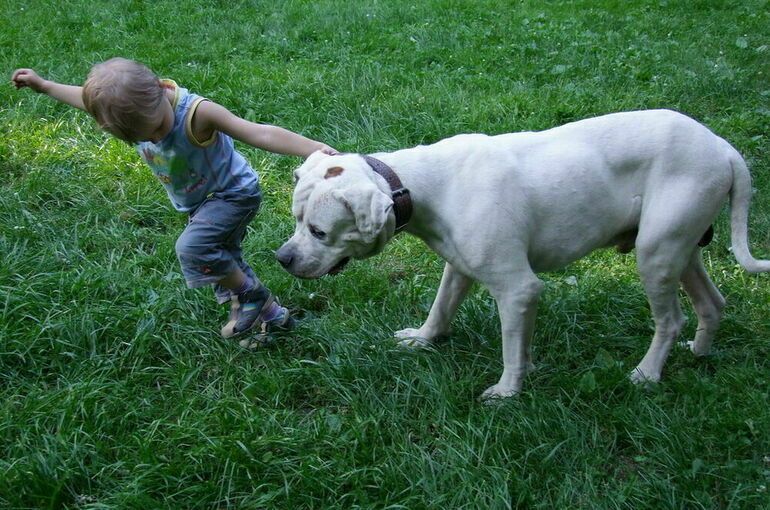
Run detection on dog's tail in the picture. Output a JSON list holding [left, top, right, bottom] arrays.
[[728, 148, 770, 273]]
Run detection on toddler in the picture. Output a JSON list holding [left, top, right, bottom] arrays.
[[12, 58, 336, 340]]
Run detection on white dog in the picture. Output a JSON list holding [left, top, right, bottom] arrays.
[[276, 110, 769, 400]]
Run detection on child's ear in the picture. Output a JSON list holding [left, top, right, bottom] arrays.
[[294, 150, 331, 183]]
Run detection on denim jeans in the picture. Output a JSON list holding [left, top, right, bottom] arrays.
[[175, 186, 262, 304]]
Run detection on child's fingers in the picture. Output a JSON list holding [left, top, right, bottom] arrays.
[[11, 69, 36, 89], [319, 145, 339, 156], [11, 69, 27, 87], [11, 69, 35, 83]]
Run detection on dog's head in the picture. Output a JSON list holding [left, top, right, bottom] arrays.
[[276, 151, 396, 278]]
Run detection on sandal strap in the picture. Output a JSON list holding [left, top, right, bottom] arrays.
[[258, 294, 275, 316]]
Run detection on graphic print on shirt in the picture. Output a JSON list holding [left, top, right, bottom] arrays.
[[140, 146, 208, 194]]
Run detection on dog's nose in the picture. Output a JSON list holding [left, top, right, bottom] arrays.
[[275, 245, 294, 269]]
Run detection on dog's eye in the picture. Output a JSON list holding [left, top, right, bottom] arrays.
[[309, 224, 326, 240]]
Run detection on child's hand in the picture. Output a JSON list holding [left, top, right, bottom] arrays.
[[11, 69, 48, 93], [319, 144, 339, 156]]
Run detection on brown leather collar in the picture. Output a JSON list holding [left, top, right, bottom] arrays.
[[363, 155, 412, 233]]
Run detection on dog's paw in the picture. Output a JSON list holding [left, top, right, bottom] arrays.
[[480, 383, 519, 403], [686, 340, 712, 357], [629, 366, 661, 386], [394, 328, 422, 339], [396, 336, 433, 350], [394, 329, 433, 349]]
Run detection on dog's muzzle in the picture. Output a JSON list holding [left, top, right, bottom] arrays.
[[327, 257, 350, 275], [275, 244, 295, 270], [275, 244, 350, 278]]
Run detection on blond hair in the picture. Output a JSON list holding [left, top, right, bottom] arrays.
[[82, 58, 165, 143]]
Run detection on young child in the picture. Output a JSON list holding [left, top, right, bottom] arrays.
[[12, 57, 337, 341]]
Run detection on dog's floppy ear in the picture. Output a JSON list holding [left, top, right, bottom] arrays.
[[333, 186, 394, 242], [294, 150, 330, 183]]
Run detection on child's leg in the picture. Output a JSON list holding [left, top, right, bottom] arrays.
[[176, 191, 259, 304], [211, 205, 257, 303], [175, 189, 293, 338], [217, 209, 294, 338]]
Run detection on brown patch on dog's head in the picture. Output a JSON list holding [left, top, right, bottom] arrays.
[[324, 166, 345, 179]]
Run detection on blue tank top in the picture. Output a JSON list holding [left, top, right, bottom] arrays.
[[136, 80, 259, 212]]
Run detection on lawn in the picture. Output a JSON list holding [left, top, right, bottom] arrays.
[[1, 0, 769, 508]]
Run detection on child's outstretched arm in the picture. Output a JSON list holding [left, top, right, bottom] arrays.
[[12, 69, 85, 110], [191, 100, 337, 158]]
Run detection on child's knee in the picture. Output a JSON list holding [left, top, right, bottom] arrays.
[[175, 229, 199, 258]]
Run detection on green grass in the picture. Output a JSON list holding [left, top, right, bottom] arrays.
[[1, 0, 769, 508]]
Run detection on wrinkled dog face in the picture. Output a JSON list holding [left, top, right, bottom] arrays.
[[276, 152, 395, 278]]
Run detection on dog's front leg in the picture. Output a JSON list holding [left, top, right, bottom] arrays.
[[481, 272, 543, 400], [395, 262, 473, 349]]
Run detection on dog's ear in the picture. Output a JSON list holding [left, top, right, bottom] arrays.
[[294, 150, 330, 183], [333, 186, 393, 242]]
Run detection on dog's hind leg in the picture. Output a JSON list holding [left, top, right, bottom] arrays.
[[630, 176, 726, 384], [680, 249, 725, 356], [631, 223, 707, 384], [396, 262, 473, 349], [632, 247, 688, 384]]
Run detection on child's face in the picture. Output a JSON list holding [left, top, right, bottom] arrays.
[[132, 99, 174, 144]]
